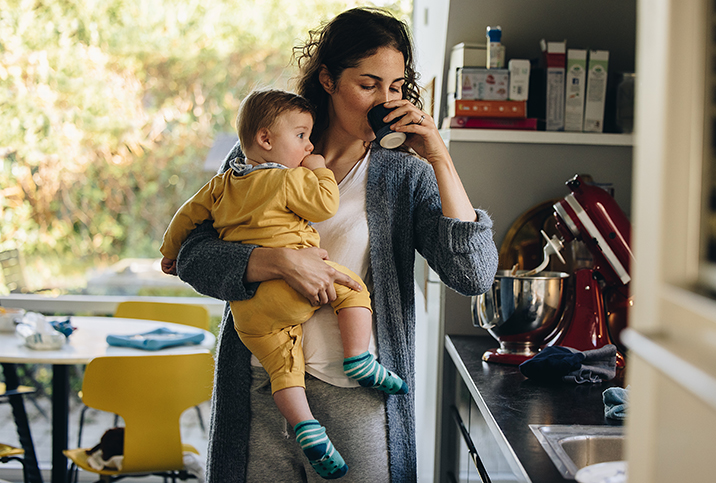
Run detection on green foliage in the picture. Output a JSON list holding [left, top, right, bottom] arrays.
[[0, 0, 412, 291]]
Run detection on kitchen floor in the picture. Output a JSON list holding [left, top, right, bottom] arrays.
[[0, 389, 209, 482]]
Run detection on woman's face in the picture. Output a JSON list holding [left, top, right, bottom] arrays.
[[325, 46, 406, 143]]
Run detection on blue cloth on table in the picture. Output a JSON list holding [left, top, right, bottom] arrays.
[[603, 386, 629, 420], [519, 344, 617, 384]]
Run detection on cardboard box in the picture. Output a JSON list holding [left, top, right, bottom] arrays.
[[451, 100, 526, 118], [456, 67, 509, 101], [448, 42, 487, 96], [508, 59, 531, 101], [583, 50, 609, 132], [541, 39, 566, 131], [564, 49, 587, 131]]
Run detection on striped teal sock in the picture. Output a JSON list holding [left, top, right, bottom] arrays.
[[343, 351, 409, 395], [294, 419, 348, 480]]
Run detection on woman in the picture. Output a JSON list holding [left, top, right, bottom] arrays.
[[177, 7, 498, 483]]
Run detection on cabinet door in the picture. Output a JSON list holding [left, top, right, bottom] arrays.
[[468, 398, 523, 482], [454, 376, 474, 483]]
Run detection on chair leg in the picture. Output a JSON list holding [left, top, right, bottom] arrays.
[[77, 404, 89, 447], [2, 363, 43, 483], [194, 405, 205, 433]]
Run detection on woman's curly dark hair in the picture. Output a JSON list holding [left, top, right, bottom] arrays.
[[293, 7, 422, 145]]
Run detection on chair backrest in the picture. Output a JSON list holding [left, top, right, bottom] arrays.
[[115, 301, 210, 331], [81, 352, 214, 473]]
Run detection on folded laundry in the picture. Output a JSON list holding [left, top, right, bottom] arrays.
[[519, 344, 618, 384], [603, 386, 629, 421]]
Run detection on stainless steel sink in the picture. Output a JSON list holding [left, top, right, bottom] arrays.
[[529, 424, 625, 479]]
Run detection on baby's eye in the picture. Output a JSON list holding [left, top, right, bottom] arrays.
[[298, 133, 304, 139]]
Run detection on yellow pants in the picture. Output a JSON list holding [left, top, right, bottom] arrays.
[[231, 261, 371, 394]]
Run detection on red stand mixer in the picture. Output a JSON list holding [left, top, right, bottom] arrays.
[[474, 174, 633, 366]]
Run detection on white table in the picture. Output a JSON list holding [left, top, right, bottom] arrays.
[[0, 316, 216, 483]]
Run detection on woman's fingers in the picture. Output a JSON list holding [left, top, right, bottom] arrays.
[[282, 247, 360, 305]]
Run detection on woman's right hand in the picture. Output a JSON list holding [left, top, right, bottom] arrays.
[[246, 247, 362, 306]]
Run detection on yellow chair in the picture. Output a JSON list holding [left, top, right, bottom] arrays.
[[0, 442, 26, 483], [64, 352, 214, 482], [77, 301, 212, 447], [114, 301, 210, 331]]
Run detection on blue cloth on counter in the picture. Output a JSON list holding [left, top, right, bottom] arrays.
[[519, 344, 617, 384], [519, 346, 584, 382], [603, 386, 629, 420]]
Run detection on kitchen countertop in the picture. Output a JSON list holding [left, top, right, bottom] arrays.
[[446, 335, 626, 483]]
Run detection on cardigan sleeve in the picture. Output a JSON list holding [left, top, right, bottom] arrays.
[[175, 142, 260, 302], [411, 160, 499, 296]]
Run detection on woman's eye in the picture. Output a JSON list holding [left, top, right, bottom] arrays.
[[361, 85, 375, 90]]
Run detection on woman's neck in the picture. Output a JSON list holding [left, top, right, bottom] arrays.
[[315, 136, 370, 184]]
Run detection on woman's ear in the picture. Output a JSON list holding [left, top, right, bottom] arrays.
[[318, 65, 335, 93], [256, 128, 272, 150]]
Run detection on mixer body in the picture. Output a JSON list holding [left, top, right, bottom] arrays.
[[474, 174, 633, 366]]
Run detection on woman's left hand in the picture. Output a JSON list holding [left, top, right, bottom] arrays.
[[381, 100, 449, 165]]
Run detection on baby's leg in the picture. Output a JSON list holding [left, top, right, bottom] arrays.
[[337, 307, 373, 358], [273, 386, 314, 428], [274, 387, 348, 480], [338, 307, 409, 395]]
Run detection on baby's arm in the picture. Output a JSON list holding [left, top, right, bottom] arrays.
[[287, 155, 340, 222], [160, 178, 219, 261]]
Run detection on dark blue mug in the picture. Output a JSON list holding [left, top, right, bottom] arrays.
[[367, 104, 406, 149]]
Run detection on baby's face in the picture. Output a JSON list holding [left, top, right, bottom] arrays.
[[267, 110, 314, 168]]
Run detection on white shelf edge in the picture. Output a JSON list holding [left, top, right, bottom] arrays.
[[440, 128, 634, 146]]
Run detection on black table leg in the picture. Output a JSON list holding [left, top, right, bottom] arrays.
[[51, 365, 69, 483], [1, 363, 43, 483]]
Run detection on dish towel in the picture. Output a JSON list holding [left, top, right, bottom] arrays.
[[603, 386, 629, 421], [519, 345, 618, 383]]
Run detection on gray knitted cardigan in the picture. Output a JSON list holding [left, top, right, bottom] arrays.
[[176, 142, 498, 483]]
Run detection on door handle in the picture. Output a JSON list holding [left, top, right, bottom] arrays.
[[452, 405, 492, 483]]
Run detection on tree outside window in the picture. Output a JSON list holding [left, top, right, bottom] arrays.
[[0, 0, 412, 295]]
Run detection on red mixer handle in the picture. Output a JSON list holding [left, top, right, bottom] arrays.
[[553, 175, 634, 287]]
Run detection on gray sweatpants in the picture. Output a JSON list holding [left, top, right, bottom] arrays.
[[246, 366, 390, 483]]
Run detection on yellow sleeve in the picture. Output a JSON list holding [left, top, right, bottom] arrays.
[[284, 167, 340, 223], [159, 175, 225, 258]]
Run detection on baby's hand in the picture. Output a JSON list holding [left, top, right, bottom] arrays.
[[161, 256, 177, 276], [301, 154, 326, 170]]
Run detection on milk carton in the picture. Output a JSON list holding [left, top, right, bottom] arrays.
[[583, 50, 610, 132]]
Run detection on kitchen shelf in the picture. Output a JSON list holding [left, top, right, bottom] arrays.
[[440, 128, 634, 146]]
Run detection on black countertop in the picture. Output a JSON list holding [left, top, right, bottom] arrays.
[[446, 335, 626, 483]]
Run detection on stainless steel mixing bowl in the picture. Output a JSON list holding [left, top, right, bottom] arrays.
[[472, 270, 570, 357]]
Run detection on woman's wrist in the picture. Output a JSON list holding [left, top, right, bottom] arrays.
[[245, 247, 288, 283]]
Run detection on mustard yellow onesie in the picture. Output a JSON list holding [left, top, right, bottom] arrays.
[[160, 162, 372, 393]]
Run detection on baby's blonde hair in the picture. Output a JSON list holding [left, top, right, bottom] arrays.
[[237, 89, 315, 150]]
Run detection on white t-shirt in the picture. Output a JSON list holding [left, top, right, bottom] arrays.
[[251, 150, 377, 387]]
